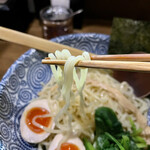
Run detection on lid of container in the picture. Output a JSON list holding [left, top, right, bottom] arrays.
[[40, 6, 73, 21]]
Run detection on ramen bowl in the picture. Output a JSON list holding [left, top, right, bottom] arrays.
[[0, 33, 149, 149]]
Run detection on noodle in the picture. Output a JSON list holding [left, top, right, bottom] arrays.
[[30, 50, 149, 149]]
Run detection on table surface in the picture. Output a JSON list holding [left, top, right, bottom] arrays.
[[0, 19, 112, 80]]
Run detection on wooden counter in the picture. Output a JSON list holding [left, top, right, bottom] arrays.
[[0, 19, 111, 80]]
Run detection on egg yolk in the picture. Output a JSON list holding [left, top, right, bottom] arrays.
[[26, 107, 51, 134], [60, 143, 80, 150]]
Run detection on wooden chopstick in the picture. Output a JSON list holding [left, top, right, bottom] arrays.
[[90, 53, 150, 61], [45, 53, 150, 62], [42, 59, 150, 72], [0, 26, 85, 56]]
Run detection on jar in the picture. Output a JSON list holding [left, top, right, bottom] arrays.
[[40, 6, 73, 39]]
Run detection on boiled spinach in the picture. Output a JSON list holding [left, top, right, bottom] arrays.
[[93, 107, 146, 150], [83, 107, 148, 150], [95, 107, 123, 136]]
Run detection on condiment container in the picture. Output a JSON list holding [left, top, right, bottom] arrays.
[[40, 6, 73, 39]]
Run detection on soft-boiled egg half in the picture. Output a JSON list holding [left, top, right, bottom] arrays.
[[20, 99, 55, 143], [49, 134, 85, 150]]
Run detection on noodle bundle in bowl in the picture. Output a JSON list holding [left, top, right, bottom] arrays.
[[0, 33, 150, 150]]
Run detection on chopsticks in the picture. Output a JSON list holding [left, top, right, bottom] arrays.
[[1, 26, 150, 61], [1, 26, 150, 72], [42, 55, 150, 72]]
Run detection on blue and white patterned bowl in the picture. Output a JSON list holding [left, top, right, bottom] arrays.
[[0, 33, 149, 150]]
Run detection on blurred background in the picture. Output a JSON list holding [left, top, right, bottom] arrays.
[[1, 0, 150, 32], [1, 0, 150, 79]]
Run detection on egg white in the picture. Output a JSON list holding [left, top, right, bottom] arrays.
[[48, 134, 85, 150], [20, 99, 55, 143]]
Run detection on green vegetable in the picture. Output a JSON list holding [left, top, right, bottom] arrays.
[[94, 134, 112, 150], [83, 138, 95, 150], [92, 107, 147, 150], [83, 107, 149, 150], [130, 118, 143, 136], [129, 118, 147, 148], [105, 132, 125, 150], [120, 135, 130, 150], [95, 107, 123, 136]]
